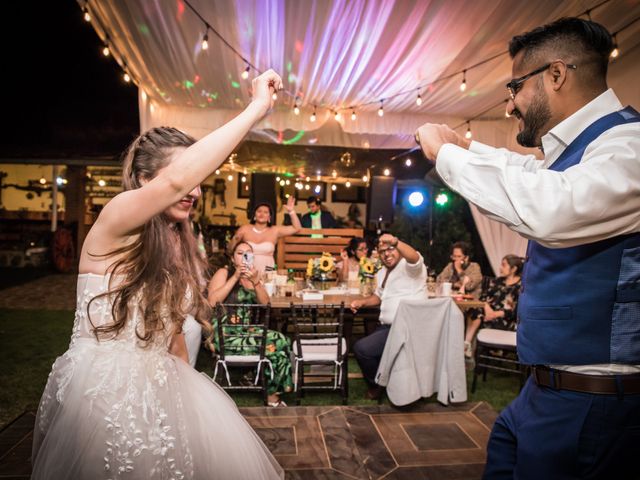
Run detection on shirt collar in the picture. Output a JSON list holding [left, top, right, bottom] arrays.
[[541, 89, 623, 167]]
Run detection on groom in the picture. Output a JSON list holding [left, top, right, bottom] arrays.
[[416, 17, 640, 479]]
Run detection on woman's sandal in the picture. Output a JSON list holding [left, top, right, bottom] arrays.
[[267, 400, 288, 408]]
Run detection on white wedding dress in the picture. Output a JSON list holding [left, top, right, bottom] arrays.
[[32, 273, 283, 479]]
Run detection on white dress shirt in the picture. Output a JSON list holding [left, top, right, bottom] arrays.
[[436, 89, 640, 249], [375, 254, 427, 325], [436, 89, 640, 375]]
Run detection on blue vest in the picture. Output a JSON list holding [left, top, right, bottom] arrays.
[[517, 106, 640, 365]]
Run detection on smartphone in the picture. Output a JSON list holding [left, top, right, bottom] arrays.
[[242, 251, 254, 267]]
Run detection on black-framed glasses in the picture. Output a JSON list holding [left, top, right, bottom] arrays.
[[378, 246, 396, 256], [506, 62, 577, 100]]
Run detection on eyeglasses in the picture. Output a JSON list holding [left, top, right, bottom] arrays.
[[378, 246, 396, 256], [356, 246, 368, 252], [506, 62, 576, 100]]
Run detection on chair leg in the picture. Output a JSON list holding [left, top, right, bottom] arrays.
[[472, 344, 481, 393], [295, 363, 303, 406], [261, 365, 268, 406], [341, 363, 348, 405]]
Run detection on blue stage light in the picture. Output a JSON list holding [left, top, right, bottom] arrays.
[[408, 191, 424, 207]]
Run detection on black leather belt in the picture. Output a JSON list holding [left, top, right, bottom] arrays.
[[531, 365, 640, 395]]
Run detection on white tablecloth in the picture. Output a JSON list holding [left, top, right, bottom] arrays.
[[375, 297, 467, 406]]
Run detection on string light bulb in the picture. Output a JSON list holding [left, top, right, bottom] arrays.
[[310, 106, 317, 122], [351, 109, 356, 121], [378, 100, 384, 117], [331, 184, 337, 191], [98, 179, 106, 187], [331, 170, 337, 178], [83, 8, 91, 22], [227, 174, 234, 181], [416, 92, 422, 106], [293, 97, 300, 115], [460, 70, 467, 92], [465, 122, 472, 139], [215, 169, 220, 175], [610, 36, 619, 59], [39, 177, 46, 185], [241, 65, 250, 79], [383, 168, 390, 176], [334, 110, 341, 121], [362, 175, 368, 182], [102, 45, 110, 57], [345, 181, 351, 188], [201, 32, 209, 51], [405, 158, 412, 167], [123, 71, 131, 83]]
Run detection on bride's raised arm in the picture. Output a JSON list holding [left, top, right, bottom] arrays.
[[98, 70, 283, 239]]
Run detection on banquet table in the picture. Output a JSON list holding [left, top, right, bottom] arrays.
[[375, 296, 468, 406]]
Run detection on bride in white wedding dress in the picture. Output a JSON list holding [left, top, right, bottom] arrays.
[[31, 70, 285, 479]]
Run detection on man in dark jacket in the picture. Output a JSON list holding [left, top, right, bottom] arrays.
[[300, 196, 337, 232]]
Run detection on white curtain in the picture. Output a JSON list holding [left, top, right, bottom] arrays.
[[469, 203, 527, 276]]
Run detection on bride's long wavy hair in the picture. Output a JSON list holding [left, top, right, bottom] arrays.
[[88, 127, 211, 345]]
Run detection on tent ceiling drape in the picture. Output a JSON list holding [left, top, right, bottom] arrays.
[[84, 0, 640, 150]]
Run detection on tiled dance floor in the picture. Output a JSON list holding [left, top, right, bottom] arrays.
[[0, 402, 496, 479]]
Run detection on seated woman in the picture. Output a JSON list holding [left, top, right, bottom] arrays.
[[463, 254, 523, 358], [336, 237, 372, 283], [207, 241, 293, 406], [229, 196, 301, 274], [437, 241, 483, 298]]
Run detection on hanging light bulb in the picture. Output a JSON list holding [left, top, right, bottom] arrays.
[[416, 92, 422, 106], [460, 70, 467, 92], [405, 158, 412, 167], [378, 100, 384, 117], [201, 32, 209, 51], [610, 36, 619, 59], [123, 72, 131, 83], [83, 8, 91, 22], [98, 179, 106, 187], [305, 176, 310, 182], [331, 184, 337, 191], [272, 91, 278, 101], [334, 110, 341, 121], [102, 45, 110, 57], [351, 109, 356, 121], [293, 105, 300, 115], [383, 168, 390, 176], [279, 180, 286, 186], [39, 177, 47, 185], [241, 176, 247, 183], [285, 179, 290, 185], [362, 175, 368, 182], [215, 169, 220, 175], [465, 122, 472, 139], [310, 106, 317, 122], [227, 174, 233, 181], [304, 184, 310, 190], [345, 181, 351, 188], [331, 170, 337, 178], [275, 176, 281, 182], [241, 65, 250, 79], [316, 170, 321, 180]]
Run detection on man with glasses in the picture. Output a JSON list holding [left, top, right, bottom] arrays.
[[415, 17, 640, 479], [351, 233, 426, 400]]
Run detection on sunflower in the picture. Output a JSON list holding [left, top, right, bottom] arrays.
[[319, 256, 334, 272], [363, 262, 375, 274]]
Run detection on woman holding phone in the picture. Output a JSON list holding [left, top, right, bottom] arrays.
[[436, 241, 483, 299], [208, 241, 292, 407]]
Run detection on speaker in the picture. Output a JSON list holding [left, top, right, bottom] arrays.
[[366, 176, 397, 229], [249, 173, 278, 224]]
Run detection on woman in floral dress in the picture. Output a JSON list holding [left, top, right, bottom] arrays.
[[464, 254, 523, 358], [208, 241, 293, 406]]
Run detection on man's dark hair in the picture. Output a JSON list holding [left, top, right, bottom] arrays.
[[509, 17, 613, 82], [451, 241, 472, 257], [307, 196, 321, 205]]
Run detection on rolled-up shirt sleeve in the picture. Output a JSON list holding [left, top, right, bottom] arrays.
[[435, 127, 640, 248]]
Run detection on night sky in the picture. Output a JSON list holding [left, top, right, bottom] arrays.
[[1, 1, 139, 158]]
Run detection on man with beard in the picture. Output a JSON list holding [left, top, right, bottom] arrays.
[[350, 233, 426, 400], [415, 17, 640, 480]]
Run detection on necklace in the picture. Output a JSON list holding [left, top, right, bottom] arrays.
[[252, 226, 267, 234]]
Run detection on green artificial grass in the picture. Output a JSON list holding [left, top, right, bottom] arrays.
[[0, 308, 520, 429]]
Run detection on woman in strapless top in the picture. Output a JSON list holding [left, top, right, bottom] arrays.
[[230, 196, 301, 273]]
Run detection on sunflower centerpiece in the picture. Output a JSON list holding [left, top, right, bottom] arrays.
[[358, 256, 382, 296], [306, 252, 336, 290]]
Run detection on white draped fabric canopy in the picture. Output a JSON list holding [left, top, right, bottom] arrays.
[[84, 0, 640, 270]]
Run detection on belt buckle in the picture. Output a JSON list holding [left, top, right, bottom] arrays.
[[532, 366, 543, 385]]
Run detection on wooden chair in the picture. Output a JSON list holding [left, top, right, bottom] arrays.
[[291, 303, 348, 405], [276, 228, 364, 272], [471, 328, 529, 393], [210, 303, 272, 405]]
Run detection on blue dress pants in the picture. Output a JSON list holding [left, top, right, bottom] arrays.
[[484, 376, 640, 479]]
